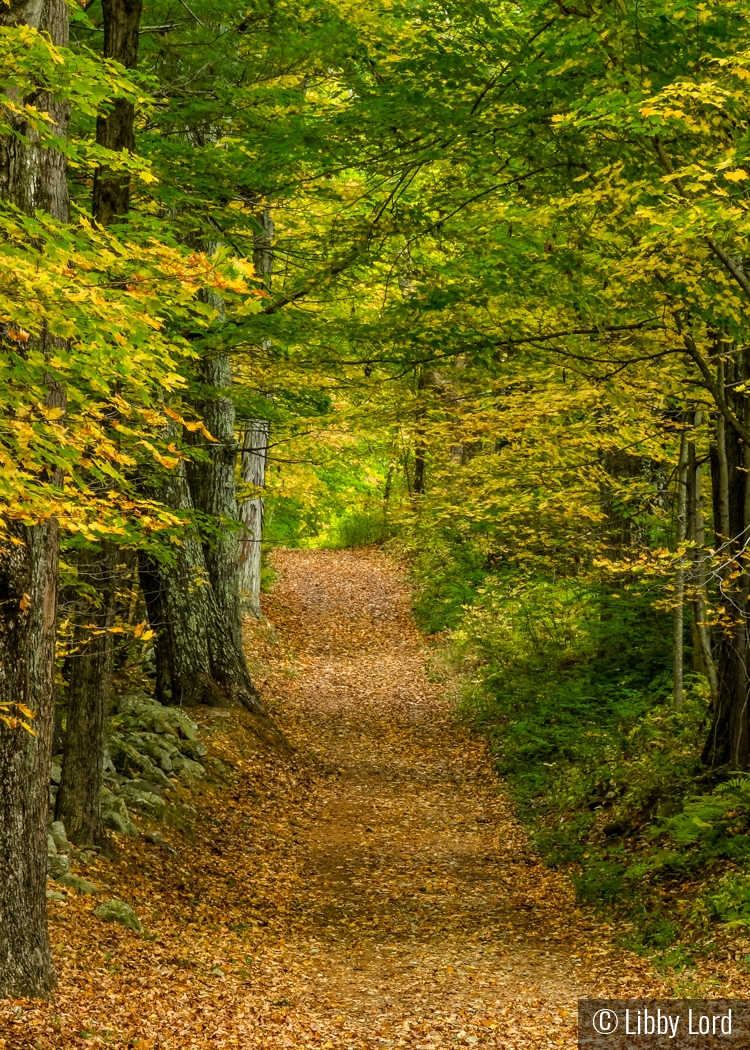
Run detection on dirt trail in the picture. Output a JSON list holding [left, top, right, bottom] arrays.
[[1, 548, 665, 1050], [253, 549, 663, 1047]]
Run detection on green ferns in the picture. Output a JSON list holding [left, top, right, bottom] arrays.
[[417, 558, 750, 955]]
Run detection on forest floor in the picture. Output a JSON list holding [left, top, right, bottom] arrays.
[[3, 548, 678, 1049]]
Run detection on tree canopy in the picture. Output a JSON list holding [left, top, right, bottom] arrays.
[[3, 0, 750, 1005]]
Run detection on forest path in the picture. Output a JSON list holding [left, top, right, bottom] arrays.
[[2, 549, 665, 1050], [253, 548, 663, 1048]]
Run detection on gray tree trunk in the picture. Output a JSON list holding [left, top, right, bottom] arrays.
[[238, 206, 273, 617], [57, 0, 142, 849], [688, 411, 718, 703], [673, 424, 688, 708], [91, 0, 142, 224], [55, 543, 118, 846], [0, 522, 60, 998], [0, 0, 68, 1000], [239, 421, 269, 617], [187, 353, 243, 650], [143, 228, 273, 724], [138, 434, 267, 717]]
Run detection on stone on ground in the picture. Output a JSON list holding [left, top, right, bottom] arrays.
[[94, 900, 144, 933]]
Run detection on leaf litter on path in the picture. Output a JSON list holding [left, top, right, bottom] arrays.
[[2, 548, 668, 1049]]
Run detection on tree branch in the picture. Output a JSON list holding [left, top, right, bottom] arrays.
[[495, 319, 662, 349], [652, 136, 750, 302], [676, 323, 750, 444]]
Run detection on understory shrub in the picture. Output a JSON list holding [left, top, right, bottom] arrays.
[[708, 872, 750, 928], [325, 507, 391, 548], [412, 559, 750, 957]]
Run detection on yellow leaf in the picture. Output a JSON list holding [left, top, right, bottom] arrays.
[[724, 169, 749, 182]]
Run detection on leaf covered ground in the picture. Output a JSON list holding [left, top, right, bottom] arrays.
[[4, 547, 731, 1050]]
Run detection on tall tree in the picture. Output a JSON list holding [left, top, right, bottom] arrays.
[[238, 206, 273, 617], [91, 0, 142, 226], [186, 306, 244, 649], [138, 441, 267, 716], [0, 0, 68, 1000], [54, 543, 119, 846], [56, 0, 143, 846], [703, 352, 750, 768], [673, 423, 688, 709]]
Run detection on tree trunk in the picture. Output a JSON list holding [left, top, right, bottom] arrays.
[[703, 354, 750, 768], [413, 369, 426, 497], [688, 411, 718, 702], [673, 424, 688, 708], [0, 524, 60, 998], [238, 421, 269, 618], [0, 2, 69, 219], [138, 441, 267, 717], [383, 459, 394, 521], [91, 0, 142, 225], [187, 353, 243, 648], [55, 544, 117, 846], [139, 238, 273, 724], [413, 437, 426, 496], [56, 0, 142, 848], [238, 205, 274, 617], [0, 0, 68, 999]]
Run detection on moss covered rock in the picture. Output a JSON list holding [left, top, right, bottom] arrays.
[[94, 899, 143, 932]]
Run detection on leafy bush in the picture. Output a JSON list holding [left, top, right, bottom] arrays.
[[654, 776, 750, 865], [411, 559, 740, 949], [399, 523, 492, 632], [326, 507, 390, 549], [402, 528, 750, 958], [708, 872, 750, 928], [452, 575, 675, 802]]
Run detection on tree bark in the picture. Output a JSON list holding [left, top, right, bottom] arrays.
[[413, 437, 426, 495], [56, 0, 142, 848], [91, 0, 142, 225], [187, 353, 244, 649], [140, 223, 273, 723], [0, 3, 69, 220], [139, 440, 267, 717], [382, 459, 394, 521], [238, 205, 274, 617], [0, 522, 60, 998], [673, 423, 688, 708], [689, 413, 719, 703], [55, 543, 117, 846], [238, 420, 269, 618], [0, 0, 68, 999], [413, 369, 426, 497], [703, 353, 750, 768]]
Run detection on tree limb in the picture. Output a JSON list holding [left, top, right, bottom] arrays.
[[652, 136, 750, 302], [676, 323, 750, 444]]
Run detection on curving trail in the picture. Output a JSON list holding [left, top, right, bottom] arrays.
[[252, 548, 662, 1047], [1, 548, 664, 1050]]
